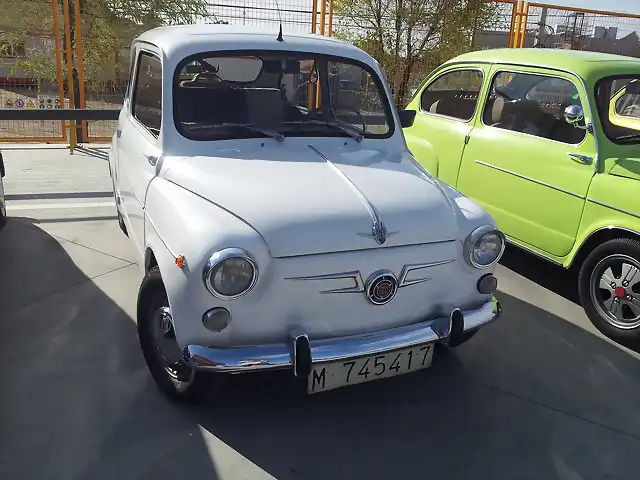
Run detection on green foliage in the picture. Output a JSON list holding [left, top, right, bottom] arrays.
[[333, 0, 499, 107], [0, 0, 218, 94]]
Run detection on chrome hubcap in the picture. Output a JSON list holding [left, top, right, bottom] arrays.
[[590, 255, 640, 329], [151, 306, 194, 384]]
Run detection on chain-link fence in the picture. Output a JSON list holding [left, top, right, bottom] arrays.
[[517, 3, 640, 57], [0, 0, 67, 142]]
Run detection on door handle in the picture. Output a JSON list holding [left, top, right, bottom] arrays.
[[143, 151, 158, 166], [567, 153, 593, 165], [116, 129, 122, 138]]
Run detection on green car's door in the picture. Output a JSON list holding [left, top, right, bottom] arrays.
[[456, 66, 597, 257], [404, 67, 486, 184]]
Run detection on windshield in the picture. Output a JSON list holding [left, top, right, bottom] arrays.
[[596, 75, 640, 145], [173, 51, 393, 141]]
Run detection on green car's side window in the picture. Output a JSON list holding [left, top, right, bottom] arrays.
[[420, 69, 484, 122], [482, 71, 587, 145]]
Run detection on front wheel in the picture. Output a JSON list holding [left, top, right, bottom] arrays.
[[137, 267, 208, 402], [579, 238, 640, 346]]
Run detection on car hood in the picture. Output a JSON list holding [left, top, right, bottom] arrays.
[[163, 143, 459, 258]]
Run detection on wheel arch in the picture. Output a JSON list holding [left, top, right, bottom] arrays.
[[569, 226, 640, 270]]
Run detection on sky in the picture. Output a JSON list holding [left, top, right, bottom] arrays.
[[548, 0, 638, 14]]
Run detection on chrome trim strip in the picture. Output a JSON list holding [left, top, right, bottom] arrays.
[[587, 199, 640, 221], [145, 212, 179, 259], [183, 297, 501, 373], [308, 144, 399, 242], [474, 160, 586, 199], [285, 270, 365, 294], [505, 237, 563, 266], [397, 259, 455, 286]]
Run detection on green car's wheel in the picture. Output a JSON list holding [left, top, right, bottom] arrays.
[[579, 238, 640, 345]]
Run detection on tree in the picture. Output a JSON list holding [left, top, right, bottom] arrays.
[[333, 0, 498, 108], [0, 0, 220, 95]]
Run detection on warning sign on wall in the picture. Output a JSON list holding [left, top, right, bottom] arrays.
[[26, 100, 35, 108], [14, 98, 25, 108], [5, 99, 13, 107]]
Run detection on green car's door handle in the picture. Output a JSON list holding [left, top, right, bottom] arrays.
[[567, 153, 593, 165]]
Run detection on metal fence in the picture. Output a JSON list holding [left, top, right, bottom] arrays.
[[513, 2, 640, 55], [1, 0, 639, 144], [0, 0, 67, 142]]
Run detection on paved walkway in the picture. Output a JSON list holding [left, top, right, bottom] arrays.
[[1, 146, 639, 479]]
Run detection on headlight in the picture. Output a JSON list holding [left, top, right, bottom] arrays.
[[463, 226, 505, 269], [202, 248, 258, 299]]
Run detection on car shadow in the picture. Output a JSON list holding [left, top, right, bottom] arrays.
[[2, 217, 640, 479], [0, 217, 220, 480], [187, 292, 640, 479], [499, 244, 581, 305]]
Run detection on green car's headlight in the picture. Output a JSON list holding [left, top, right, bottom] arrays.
[[464, 226, 506, 269]]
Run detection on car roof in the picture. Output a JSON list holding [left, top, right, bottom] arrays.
[[446, 48, 640, 81], [134, 24, 367, 62]]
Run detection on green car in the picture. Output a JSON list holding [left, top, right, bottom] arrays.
[[403, 48, 640, 345]]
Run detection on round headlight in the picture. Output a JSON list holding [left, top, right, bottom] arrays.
[[202, 248, 258, 299], [464, 226, 505, 269]]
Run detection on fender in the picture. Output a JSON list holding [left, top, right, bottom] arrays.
[[143, 177, 271, 349]]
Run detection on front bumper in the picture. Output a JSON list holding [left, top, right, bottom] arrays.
[[182, 296, 501, 375]]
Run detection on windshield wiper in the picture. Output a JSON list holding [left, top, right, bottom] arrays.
[[185, 122, 284, 142], [283, 119, 363, 142]]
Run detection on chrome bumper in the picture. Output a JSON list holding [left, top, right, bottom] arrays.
[[182, 297, 501, 375]]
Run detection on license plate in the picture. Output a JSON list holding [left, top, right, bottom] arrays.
[[307, 343, 434, 394]]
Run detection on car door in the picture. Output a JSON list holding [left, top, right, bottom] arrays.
[[116, 46, 163, 256], [456, 66, 597, 258], [404, 66, 486, 184]]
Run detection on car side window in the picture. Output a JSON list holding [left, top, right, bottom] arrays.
[[420, 69, 484, 121], [483, 71, 586, 145], [132, 51, 162, 137]]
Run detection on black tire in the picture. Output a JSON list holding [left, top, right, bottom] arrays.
[[447, 328, 478, 348], [0, 202, 6, 231], [137, 267, 208, 402], [579, 238, 640, 346]]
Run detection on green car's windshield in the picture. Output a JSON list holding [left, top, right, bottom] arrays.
[[596, 75, 640, 145]]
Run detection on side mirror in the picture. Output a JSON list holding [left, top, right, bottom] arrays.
[[564, 104, 584, 126], [399, 109, 417, 128]]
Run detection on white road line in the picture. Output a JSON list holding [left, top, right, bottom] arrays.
[[7, 201, 115, 210]]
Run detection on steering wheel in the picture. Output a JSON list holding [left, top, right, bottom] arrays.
[[331, 104, 367, 132]]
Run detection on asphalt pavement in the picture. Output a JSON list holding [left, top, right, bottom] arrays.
[[1, 146, 639, 480]]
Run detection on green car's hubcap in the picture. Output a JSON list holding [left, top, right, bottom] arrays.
[[590, 255, 640, 329]]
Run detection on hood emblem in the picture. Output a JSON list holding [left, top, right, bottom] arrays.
[[359, 220, 398, 245], [373, 220, 387, 245]]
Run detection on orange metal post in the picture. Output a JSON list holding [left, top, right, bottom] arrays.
[[513, 1, 524, 48], [507, 2, 517, 48], [520, 2, 529, 48], [51, 0, 67, 141], [62, 0, 77, 150], [311, 0, 318, 33], [73, 0, 87, 141], [328, 0, 334, 37]]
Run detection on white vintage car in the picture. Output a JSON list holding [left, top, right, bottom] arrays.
[[109, 24, 505, 402]]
